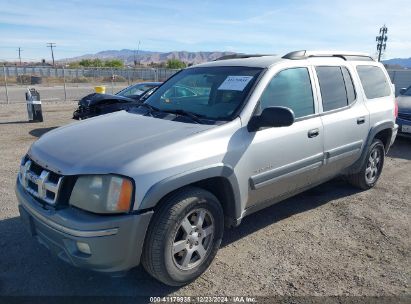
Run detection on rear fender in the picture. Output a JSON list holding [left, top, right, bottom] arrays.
[[345, 121, 394, 174]]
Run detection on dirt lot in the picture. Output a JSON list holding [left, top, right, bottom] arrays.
[[0, 102, 410, 298], [0, 83, 128, 104]]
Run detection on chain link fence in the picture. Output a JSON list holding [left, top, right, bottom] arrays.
[[0, 66, 179, 103], [0, 66, 410, 104]]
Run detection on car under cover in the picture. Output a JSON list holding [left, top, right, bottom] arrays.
[[79, 93, 137, 107]]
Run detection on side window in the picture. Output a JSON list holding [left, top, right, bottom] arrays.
[[260, 67, 314, 118], [341, 67, 356, 104], [316, 66, 348, 111], [356, 65, 391, 99]]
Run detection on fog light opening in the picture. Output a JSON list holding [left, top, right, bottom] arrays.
[[76, 241, 91, 255]]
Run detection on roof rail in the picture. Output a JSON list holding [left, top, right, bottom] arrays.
[[214, 54, 271, 61], [282, 50, 374, 61]]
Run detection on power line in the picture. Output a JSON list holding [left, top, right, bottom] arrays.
[[46, 42, 56, 66], [376, 25, 388, 62]]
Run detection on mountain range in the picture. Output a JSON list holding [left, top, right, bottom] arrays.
[[382, 57, 411, 68], [63, 49, 235, 65], [63, 49, 411, 68]]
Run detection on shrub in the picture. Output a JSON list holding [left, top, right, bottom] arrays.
[[71, 76, 91, 83], [16, 75, 32, 84], [166, 59, 186, 69]]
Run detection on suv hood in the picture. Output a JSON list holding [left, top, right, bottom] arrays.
[[28, 111, 215, 175]]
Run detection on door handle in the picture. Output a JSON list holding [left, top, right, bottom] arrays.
[[357, 117, 365, 125], [308, 128, 320, 138]]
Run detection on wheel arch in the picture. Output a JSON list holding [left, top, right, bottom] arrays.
[[346, 120, 393, 174], [139, 164, 242, 227]]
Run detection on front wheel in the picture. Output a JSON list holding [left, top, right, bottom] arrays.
[[346, 139, 385, 189], [142, 187, 224, 286]]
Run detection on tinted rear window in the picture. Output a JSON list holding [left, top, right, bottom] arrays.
[[316, 66, 348, 111], [356, 65, 391, 99]]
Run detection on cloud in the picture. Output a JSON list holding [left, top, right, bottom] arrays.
[[0, 0, 409, 60]]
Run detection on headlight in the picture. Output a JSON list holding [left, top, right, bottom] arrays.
[[69, 175, 134, 214]]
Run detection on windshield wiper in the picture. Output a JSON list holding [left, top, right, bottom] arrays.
[[162, 109, 206, 124], [137, 104, 206, 124], [138, 103, 160, 112]]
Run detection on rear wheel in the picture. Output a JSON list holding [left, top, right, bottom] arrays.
[[346, 139, 385, 189], [142, 187, 224, 286]]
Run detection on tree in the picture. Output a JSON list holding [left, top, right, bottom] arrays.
[[166, 59, 186, 69], [69, 58, 124, 68], [104, 59, 124, 68], [78, 59, 103, 67]]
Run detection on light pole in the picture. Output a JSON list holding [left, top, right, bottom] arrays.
[[134, 41, 141, 66], [18, 47, 22, 65], [376, 25, 388, 62]]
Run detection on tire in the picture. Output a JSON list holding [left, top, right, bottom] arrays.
[[142, 186, 224, 286], [346, 139, 385, 190]]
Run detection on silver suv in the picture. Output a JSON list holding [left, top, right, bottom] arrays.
[[16, 50, 398, 286]]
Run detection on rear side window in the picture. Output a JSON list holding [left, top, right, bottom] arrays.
[[260, 67, 314, 118], [316, 66, 348, 111], [356, 65, 391, 99]]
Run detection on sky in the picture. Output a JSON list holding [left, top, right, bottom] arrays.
[[0, 0, 410, 62]]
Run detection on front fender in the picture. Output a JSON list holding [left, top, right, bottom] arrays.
[[139, 164, 242, 220]]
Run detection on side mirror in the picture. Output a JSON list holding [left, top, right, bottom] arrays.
[[248, 106, 295, 132], [399, 88, 407, 95]]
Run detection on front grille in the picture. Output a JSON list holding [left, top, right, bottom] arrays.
[[398, 113, 411, 121], [19, 158, 63, 205]]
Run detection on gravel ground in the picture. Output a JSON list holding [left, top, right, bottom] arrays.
[[0, 102, 410, 298]]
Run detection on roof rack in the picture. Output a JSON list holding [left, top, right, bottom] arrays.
[[214, 54, 271, 61], [282, 50, 374, 61]]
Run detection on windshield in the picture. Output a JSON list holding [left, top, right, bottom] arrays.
[[116, 83, 157, 97], [402, 86, 411, 96], [143, 66, 263, 121]]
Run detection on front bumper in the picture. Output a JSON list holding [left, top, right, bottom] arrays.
[[72, 106, 97, 120], [15, 180, 153, 273]]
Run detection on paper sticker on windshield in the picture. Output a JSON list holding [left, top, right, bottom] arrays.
[[218, 76, 253, 91]]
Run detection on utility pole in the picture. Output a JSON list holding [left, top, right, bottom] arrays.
[[376, 25, 388, 62], [46, 42, 56, 66], [18, 47, 22, 65]]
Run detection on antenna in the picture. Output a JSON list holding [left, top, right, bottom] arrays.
[[376, 25, 388, 62]]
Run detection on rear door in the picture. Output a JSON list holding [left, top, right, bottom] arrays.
[[242, 66, 324, 208], [313, 64, 370, 179]]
